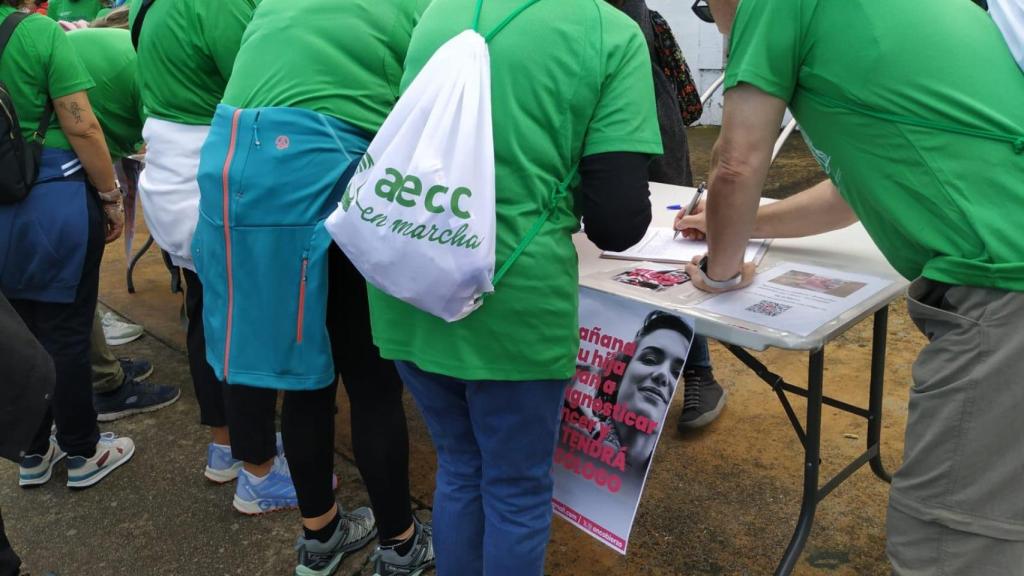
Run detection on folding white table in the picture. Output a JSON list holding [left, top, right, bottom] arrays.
[[574, 182, 909, 575]]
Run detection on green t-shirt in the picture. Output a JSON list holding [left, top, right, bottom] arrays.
[[725, 0, 1024, 291], [0, 7, 94, 150], [223, 0, 431, 134], [367, 0, 663, 381], [47, 0, 105, 22], [128, 0, 256, 126], [45, 29, 143, 160]]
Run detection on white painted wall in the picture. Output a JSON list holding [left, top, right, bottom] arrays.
[[646, 0, 725, 125]]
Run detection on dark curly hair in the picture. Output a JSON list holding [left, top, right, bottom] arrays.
[[595, 310, 693, 405]]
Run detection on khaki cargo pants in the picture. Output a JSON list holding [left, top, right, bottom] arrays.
[[90, 309, 123, 393], [887, 278, 1024, 575]]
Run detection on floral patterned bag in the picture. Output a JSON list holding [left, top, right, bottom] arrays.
[[650, 10, 703, 125]]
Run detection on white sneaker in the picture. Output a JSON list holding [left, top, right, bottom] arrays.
[[102, 312, 144, 346], [66, 432, 135, 489], [19, 436, 66, 487]]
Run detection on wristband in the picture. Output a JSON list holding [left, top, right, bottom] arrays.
[[697, 256, 743, 290]]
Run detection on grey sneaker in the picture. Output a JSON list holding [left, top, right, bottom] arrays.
[[294, 507, 377, 576], [677, 367, 727, 431], [372, 518, 435, 576], [102, 312, 144, 346]]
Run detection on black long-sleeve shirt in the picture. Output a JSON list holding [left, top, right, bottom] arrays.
[[579, 152, 652, 252]]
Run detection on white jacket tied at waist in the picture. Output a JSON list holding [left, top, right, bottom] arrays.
[[138, 117, 210, 271]]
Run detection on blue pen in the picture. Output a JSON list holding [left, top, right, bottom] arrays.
[[666, 204, 683, 210]]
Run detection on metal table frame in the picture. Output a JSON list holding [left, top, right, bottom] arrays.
[[722, 306, 893, 575]]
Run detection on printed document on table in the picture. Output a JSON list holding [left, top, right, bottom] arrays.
[[601, 227, 769, 265], [696, 262, 892, 336]]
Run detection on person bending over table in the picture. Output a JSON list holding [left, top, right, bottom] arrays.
[[675, 1, 1024, 574]]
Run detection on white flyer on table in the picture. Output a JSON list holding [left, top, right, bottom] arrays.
[[697, 262, 892, 336], [601, 227, 769, 265]]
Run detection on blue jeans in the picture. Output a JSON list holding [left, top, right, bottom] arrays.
[[685, 334, 712, 370], [395, 362, 568, 576]]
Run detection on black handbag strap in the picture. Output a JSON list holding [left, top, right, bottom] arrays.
[[0, 12, 51, 143], [131, 0, 158, 50]]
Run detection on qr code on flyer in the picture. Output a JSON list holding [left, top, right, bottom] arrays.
[[746, 300, 791, 317]]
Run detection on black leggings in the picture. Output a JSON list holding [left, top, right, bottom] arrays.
[[225, 246, 413, 538], [182, 268, 230, 429], [327, 245, 413, 540], [226, 380, 338, 519]]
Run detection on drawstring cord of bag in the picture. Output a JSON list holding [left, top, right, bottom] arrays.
[[473, 0, 544, 42]]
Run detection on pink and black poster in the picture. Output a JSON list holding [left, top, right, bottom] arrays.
[[552, 287, 694, 553]]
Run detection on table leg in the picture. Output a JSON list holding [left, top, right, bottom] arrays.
[[867, 306, 892, 483], [775, 348, 825, 576]]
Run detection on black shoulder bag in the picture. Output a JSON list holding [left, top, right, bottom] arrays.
[[0, 12, 53, 205]]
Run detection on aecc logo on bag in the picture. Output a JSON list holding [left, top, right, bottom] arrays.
[[374, 169, 472, 220], [341, 155, 484, 250]]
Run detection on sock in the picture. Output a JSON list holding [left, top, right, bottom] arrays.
[[304, 512, 341, 544], [242, 468, 269, 485], [381, 529, 416, 557]]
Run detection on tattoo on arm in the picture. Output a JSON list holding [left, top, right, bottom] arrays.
[[61, 101, 84, 124]]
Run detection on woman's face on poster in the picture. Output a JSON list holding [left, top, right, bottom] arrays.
[[618, 328, 688, 424]]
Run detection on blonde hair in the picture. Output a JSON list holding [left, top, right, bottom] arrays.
[[90, 5, 129, 29]]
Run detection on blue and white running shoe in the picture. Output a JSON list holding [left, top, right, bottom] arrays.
[[19, 436, 66, 487], [204, 434, 285, 484], [205, 443, 243, 483], [233, 455, 299, 515]]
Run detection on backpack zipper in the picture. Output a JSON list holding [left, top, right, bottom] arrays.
[[220, 108, 244, 378], [296, 254, 308, 344]]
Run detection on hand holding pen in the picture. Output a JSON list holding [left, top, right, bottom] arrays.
[[672, 181, 707, 240]]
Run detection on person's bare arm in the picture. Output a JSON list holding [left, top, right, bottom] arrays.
[[675, 179, 859, 239], [53, 91, 123, 242], [680, 83, 786, 290]]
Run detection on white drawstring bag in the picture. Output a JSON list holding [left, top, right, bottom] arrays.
[[326, 0, 565, 322]]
